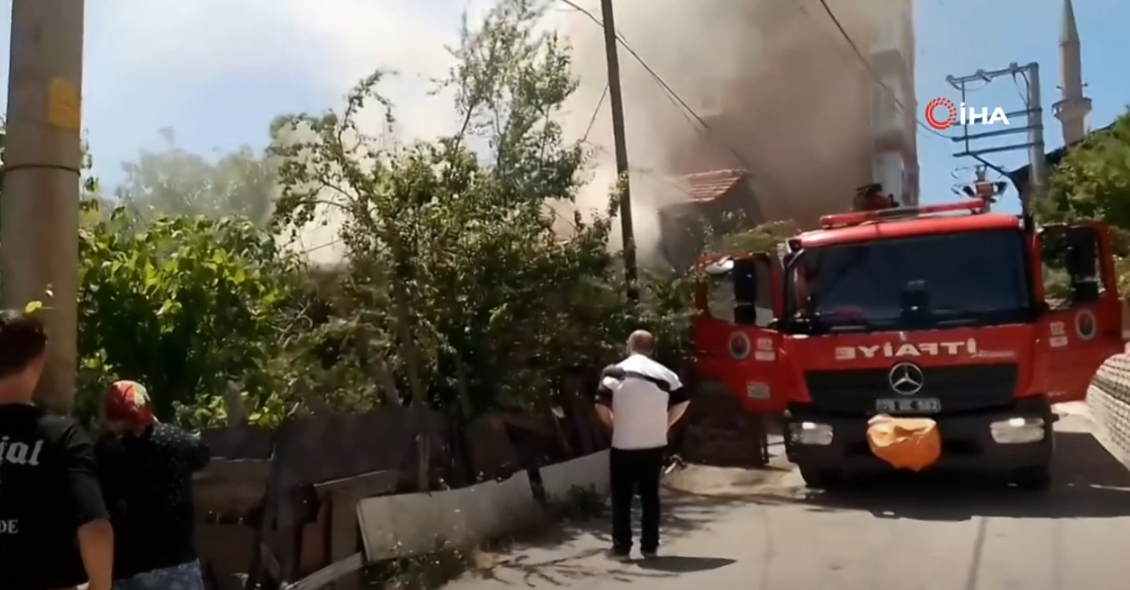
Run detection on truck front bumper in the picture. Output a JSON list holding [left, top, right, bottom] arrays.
[[784, 397, 1054, 473]]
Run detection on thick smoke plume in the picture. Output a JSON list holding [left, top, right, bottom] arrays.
[[555, 0, 896, 262], [260, 0, 898, 265]]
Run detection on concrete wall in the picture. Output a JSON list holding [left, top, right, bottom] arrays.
[[355, 451, 611, 561], [540, 448, 612, 501]]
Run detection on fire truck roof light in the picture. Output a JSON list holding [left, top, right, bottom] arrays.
[[819, 199, 986, 229]]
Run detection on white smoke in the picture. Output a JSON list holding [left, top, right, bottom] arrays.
[[98, 0, 897, 264]]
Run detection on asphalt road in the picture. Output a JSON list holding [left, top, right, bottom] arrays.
[[445, 409, 1130, 590]]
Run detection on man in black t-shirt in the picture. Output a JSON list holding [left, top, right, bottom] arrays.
[[0, 309, 114, 590]]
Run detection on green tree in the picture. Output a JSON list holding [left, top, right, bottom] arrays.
[[117, 128, 276, 225], [76, 203, 299, 422], [1041, 109, 1130, 294], [268, 0, 689, 416], [1043, 112, 1130, 227]]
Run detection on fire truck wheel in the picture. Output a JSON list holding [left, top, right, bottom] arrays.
[[799, 467, 842, 489], [1012, 464, 1051, 491]]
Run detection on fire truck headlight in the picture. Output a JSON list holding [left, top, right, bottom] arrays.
[[789, 421, 834, 446], [989, 417, 1046, 444]]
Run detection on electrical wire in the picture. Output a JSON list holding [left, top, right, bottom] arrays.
[[581, 84, 608, 143], [557, 0, 774, 181], [813, 0, 950, 141], [813, 0, 1017, 187], [1013, 70, 1032, 105], [300, 239, 342, 254], [959, 80, 992, 93]]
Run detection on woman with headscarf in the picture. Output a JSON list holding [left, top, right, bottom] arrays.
[[95, 380, 211, 590]]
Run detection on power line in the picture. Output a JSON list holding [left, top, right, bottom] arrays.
[[558, 0, 774, 182], [581, 84, 608, 143], [811, 0, 1016, 189], [813, 0, 948, 141], [298, 238, 342, 255]]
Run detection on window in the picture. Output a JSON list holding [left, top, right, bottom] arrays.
[[707, 275, 736, 322], [873, 6, 910, 53], [871, 90, 890, 127], [706, 258, 776, 328], [1041, 228, 1106, 310], [870, 76, 905, 132], [751, 257, 775, 328], [872, 154, 904, 204], [789, 229, 1033, 330], [874, 16, 902, 53]]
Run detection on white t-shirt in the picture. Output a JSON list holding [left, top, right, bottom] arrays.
[[596, 354, 688, 450]]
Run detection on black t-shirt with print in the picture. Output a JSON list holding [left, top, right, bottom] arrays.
[[0, 403, 109, 590]]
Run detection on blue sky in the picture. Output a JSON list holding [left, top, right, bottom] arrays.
[[914, 0, 1126, 212], [0, 0, 479, 189], [0, 0, 1123, 218]]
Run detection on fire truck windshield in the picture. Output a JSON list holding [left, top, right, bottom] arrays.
[[787, 228, 1033, 332]]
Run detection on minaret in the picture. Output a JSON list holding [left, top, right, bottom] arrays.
[[1053, 0, 1091, 145]]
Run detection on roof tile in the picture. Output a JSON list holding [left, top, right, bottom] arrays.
[[678, 169, 748, 202]]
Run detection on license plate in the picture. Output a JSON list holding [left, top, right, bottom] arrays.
[[876, 398, 941, 414]]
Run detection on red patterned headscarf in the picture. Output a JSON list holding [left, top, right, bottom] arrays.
[[103, 380, 155, 428]]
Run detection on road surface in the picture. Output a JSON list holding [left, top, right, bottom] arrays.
[[445, 408, 1130, 590]]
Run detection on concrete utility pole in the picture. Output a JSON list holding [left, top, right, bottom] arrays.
[[945, 62, 1047, 217], [598, 0, 639, 303], [2, 0, 85, 412]]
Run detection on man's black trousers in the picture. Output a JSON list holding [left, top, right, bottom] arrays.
[[609, 446, 664, 554]]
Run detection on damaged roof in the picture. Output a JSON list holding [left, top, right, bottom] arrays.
[[678, 168, 749, 203]]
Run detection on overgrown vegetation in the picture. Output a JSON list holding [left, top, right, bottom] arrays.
[[1040, 110, 1130, 294]]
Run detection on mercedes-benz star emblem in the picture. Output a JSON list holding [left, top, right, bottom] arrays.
[[888, 362, 924, 396]]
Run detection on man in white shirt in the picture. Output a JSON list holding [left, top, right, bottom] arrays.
[[594, 331, 690, 561]]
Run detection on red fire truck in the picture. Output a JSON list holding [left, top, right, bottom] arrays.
[[692, 197, 1124, 489]]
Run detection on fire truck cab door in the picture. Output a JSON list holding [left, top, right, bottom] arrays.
[[1038, 222, 1124, 403], [726, 253, 785, 413]]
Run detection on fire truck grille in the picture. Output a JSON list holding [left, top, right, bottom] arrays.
[[803, 364, 1020, 414]]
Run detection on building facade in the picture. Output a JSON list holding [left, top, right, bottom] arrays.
[[868, 0, 918, 207], [659, 0, 919, 233]]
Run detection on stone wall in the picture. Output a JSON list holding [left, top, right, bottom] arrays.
[[1088, 353, 1130, 456]]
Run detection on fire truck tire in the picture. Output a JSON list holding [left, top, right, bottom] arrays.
[[799, 466, 842, 489], [1012, 464, 1051, 491]]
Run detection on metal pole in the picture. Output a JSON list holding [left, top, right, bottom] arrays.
[[2, 0, 85, 412], [1024, 63, 1048, 205], [598, 0, 639, 303], [945, 62, 1045, 216]]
